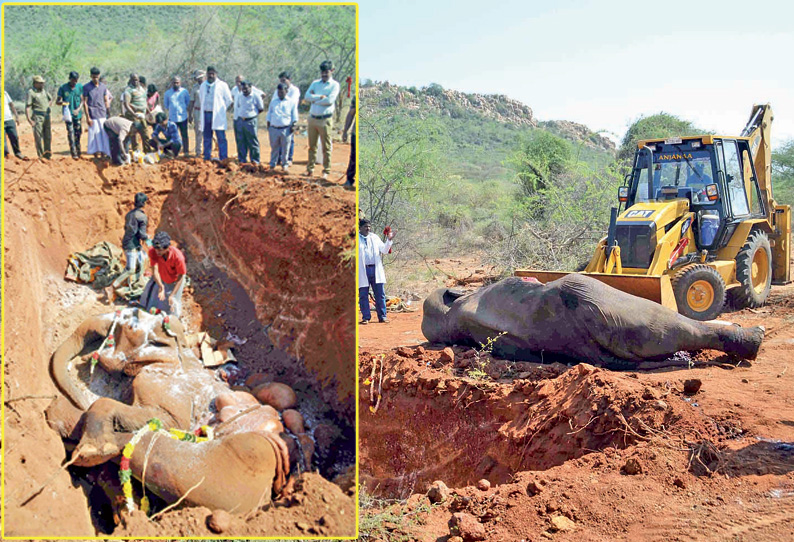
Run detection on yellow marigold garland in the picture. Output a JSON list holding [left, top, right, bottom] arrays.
[[119, 418, 213, 513]]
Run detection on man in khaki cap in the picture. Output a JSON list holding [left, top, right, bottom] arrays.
[[25, 75, 53, 159], [188, 69, 205, 157]]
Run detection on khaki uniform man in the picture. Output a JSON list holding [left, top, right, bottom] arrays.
[[25, 75, 53, 159]]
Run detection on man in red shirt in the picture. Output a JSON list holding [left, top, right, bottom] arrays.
[[139, 230, 187, 317]]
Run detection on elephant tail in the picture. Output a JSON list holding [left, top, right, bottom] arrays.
[[50, 317, 112, 411]]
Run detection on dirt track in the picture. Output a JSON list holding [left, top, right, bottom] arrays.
[[2, 125, 357, 537], [359, 257, 794, 541]]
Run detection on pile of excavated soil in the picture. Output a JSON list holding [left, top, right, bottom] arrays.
[[359, 261, 794, 541], [3, 150, 356, 537], [359, 348, 720, 498]]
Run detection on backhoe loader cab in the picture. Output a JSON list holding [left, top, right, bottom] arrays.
[[623, 136, 766, 259], [516, 104, 791, 321]]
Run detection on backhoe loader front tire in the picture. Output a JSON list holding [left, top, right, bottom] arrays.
[[731, 230, 772, 309], [672, 264, 726, 321]]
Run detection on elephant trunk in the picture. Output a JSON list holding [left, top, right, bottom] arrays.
[[50, 316, 113, 411], [699, 323, 765, 360]]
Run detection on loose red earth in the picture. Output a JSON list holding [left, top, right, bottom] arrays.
[[359, 256, 794, 541], [2, 124, 357, 537]]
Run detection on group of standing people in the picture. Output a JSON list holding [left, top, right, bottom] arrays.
[[4, 60, 355, 186]]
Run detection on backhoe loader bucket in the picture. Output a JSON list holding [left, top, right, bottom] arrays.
[[513, 270, 679, 312]]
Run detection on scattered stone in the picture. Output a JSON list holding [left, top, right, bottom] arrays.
[[527, 480, 544, 496], [741, 378, 749, 384], [428, 480, 450, 503], [673, 477, 686, 489], [396, 346, 413, 358], [449, 512, 487, 541], [622, 458, 643, 475], [413, 346, 426, 358], [549, 515, 576, 532], [296, 521, 310, 531], [207, 509, 231, 533], [476, 479, 491, 491], [313, 423, 342, 458], [449, 537, 464, 542], [319, 514, 334, 530], [654, 400, 668, 411], [244, 372, 271, 389], [406, 493, 428, 511], [439, 347, 455, 364], [254, 382, 297, 410], [683, 379, 702, 396], [282, 409, 305, 435], [642, 387, 659, 400]]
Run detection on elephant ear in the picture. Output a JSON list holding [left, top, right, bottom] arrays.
[[443, 288, 467, 305]]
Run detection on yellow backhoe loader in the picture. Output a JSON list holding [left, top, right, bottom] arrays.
[[515, 104, 791, 321]]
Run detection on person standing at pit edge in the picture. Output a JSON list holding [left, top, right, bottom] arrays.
[[163, 76, 191, 157], [83, 67, 111, 159], [199, 66, 233, 161], [274, 71, 300, 167], [188, 70, 205, 157], [122, 73, 151, 152], [56, 71, 84, 159], [304, 60, 340, 180], [4, 89, 25, 160], [140, 231, 187, 318], [105, 192, 151, 303], [342, 95, 356, 188], [25, 75, 53, 160], [267, 83, 297, 170], [358, 218, 395, 325]]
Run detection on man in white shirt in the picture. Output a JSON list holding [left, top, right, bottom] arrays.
[[304, 60, 340, 179], [267, 83, 298, 170], [188, 70, 205, 157], [235, 81, 264, 164], [358, 218, 395, 324], [230, 75, 243, 159], [199, 66, 233, 160], [273, 71, 300, 167], [4, 90, 25, 159]]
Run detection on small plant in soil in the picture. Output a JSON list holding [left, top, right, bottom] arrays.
[[467, 331, 507, 380], [359, 486, 433, 541]]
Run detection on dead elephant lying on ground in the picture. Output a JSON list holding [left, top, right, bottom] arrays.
[[422, 275, 765, 369], [46, 308, 292, 513]]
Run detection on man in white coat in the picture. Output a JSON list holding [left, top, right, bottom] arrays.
[[358, 218, 395, 324], [199, 66, 233, 160]]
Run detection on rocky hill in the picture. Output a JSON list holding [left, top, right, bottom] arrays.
[[360, 81, 615, 154]]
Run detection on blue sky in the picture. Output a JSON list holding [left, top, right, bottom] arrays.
[[359, 0, 794, 146]]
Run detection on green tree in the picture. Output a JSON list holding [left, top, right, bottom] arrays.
[[359, 108, 443, 229], [772, 139, 794, 205], [508, 130, 572, 197], [617, 113, 706, 163]]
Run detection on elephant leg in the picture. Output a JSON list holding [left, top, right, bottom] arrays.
[[129, 431, 289, 513], [45, 395, 86, 441], [73, 397, 170, 467]]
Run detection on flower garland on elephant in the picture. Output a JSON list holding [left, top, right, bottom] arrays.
[[120, 418, 214, 513]]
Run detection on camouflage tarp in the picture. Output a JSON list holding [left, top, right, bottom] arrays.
[[64, 241, 147, 299]]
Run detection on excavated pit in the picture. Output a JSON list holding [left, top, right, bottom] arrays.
[[3, 157, 356, 537], [359, 347, 717, 499]]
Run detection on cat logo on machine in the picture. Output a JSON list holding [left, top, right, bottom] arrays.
[[626, 210, 654, 219]]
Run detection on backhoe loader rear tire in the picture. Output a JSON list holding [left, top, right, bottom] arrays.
[[730, 230, 772, 309], [672, 264, 726, 321]]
